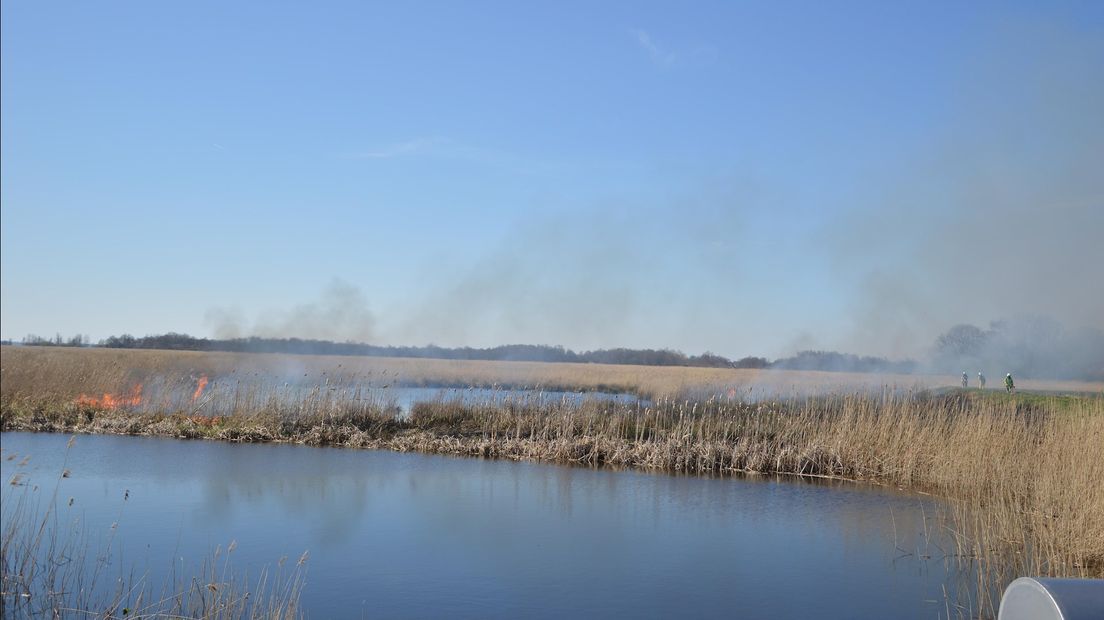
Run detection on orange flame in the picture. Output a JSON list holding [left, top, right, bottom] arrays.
[[192, 375, 209, 403], [76, 384, 143, 410]]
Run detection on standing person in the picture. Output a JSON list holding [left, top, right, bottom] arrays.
[[978, 372, 986, 389], [1005, 373, 1015, 393], [962, 372, 969, 389]]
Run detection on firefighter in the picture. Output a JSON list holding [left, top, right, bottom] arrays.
[[978, 372, 986, 389], [962, 372, 969, 389], [1005, 373, 1015, 393]]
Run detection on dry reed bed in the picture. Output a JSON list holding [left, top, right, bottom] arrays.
[[4, 346, 1099, 404], [13, 345, 1099, 402]]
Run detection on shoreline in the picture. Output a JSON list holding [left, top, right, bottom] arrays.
[[3, 390, 1099, 492], [1, 406, 889, 484], [4, 390, 1103, 618]]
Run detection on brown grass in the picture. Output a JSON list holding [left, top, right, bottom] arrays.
[[2, 345, 1102, 617], [4, 346, 1098, 402]]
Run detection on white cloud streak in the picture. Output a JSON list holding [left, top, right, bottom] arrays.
[[629, 28, 676, 67]]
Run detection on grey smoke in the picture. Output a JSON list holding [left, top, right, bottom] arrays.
[[205, 279, 375, 342], [931, 317, 1104, 381], [196, 20, 1102, 371], [386, 182, 767, 352], [396, 20, 1103, 361], [388, 207, 651, 348], [822, 20, 1104, 358]]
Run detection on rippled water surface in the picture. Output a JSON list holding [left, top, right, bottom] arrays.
[[1, 432, 965, 618]]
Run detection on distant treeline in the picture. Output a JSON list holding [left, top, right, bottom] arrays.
[[930, 317, 1104, 382], [771, 350, 918, 374], [88, 333, 780, 369], [15, 319, 1100, 379], [1, 331, 918, 373], [16, 333, 89, 348]]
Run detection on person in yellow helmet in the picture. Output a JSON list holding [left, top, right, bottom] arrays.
[[978, 372, 986, 389]]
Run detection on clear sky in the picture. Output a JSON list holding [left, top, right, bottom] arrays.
[[2, 1, 1102, 358]]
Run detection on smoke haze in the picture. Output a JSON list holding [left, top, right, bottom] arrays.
[[380, 20, 1103, 359], [811, 20, 1104, 357], [205, 279, 375, 342], [198, 18, 1104, 363]]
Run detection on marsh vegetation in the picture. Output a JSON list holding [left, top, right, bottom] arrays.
[[2, 345, 1101, 617]]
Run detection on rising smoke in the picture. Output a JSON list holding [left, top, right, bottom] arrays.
[[822, 20, 1104, 358], [931, 317, 1104, 381], [393, 19, 1103, 361], [205, 278, 375, 342], [197, 19, 1102, 375]]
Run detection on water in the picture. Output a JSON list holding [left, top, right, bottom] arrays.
[[1, 432, 966, 618]]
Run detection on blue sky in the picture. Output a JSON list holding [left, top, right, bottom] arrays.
[[2, 1, 1102, 358]]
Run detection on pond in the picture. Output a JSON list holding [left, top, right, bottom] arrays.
[[0, 432, 967, 618]]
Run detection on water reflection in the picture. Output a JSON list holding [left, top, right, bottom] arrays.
[[1, 432, 965, 619]]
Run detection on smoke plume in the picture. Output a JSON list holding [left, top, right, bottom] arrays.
[[824, 20, 1104, 358], [205, 279, 375, 342]]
